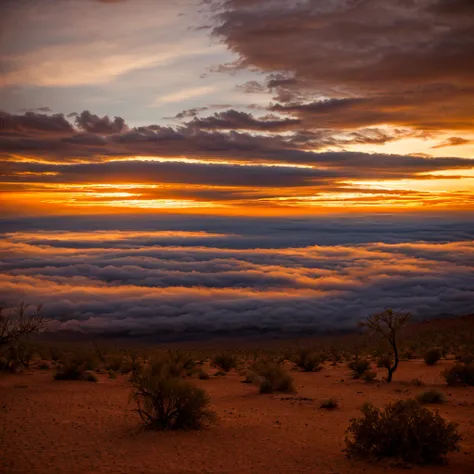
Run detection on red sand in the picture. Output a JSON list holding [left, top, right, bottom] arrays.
[[1, 360, 473, 474]]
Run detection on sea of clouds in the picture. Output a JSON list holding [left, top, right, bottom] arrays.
[[1, 213, 473, 338]]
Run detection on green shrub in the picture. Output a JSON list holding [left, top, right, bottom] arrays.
[[424, 348, 441, 366], [320, 398, 338, 409], [345, 399, 461, 465], [130, 372, 216, 430], [416, 389, 445, 404], [443, 363, 474, 386], [348, 359, 371, 379], [294, 350, 322, 372], [211, 353, 237, 372]]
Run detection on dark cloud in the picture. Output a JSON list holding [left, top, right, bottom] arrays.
[[75, 110, 128, 135], [432, 137, 472, 149], [1, 214, 473, 335], [0, 110, 74, 135], [1, 111, 473, 177], [172, 107, 209, 119], [210, 0, 474, 133], [187, 109, 300, 131], [18, 107, 52, 113]]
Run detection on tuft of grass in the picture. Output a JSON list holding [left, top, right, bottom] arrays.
[[320, 398, 338, 409], [345, 399, 461, 465], [416, 389, 446, 404]]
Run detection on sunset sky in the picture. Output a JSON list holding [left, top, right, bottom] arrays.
[[1, 0, 473, 335]]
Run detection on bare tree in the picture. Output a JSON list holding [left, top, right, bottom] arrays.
[[361, 308, 410, 383], [0, 302, 48, 347]]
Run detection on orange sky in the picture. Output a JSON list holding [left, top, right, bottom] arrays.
[[1, 0, 474, 216]]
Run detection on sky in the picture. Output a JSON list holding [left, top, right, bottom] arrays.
[[0, 0, 473, 336]]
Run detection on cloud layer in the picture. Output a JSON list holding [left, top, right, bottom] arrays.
[[1, 214, 473, 336]]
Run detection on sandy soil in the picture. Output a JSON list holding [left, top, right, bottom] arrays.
[[1, 360, 473, 474]]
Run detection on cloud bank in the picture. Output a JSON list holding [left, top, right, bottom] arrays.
[[1, 214, 473, 337]]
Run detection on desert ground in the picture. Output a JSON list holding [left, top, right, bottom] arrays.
[[1, 356, 473, 474]]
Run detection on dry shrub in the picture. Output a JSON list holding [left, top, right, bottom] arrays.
[[249, 359, 295, 394], [294, 349, 322, 372], [105, 355, 124, 372], [416, 389, 446, 404], [211, 353, 236, 372], [198, 370, 210, 380], [345, 399, 460, 465], [320, 398, 338, 409], [362, 371, 377, 383], [130, 370, 216, 430], [424, 348, 441, 366], [376, 355, 392, 369], [443, 362, 474, 386], [348, 359, 371, 379], [54, 360, 97, 382]]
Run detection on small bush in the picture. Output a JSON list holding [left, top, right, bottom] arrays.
[[455, 352, 474, 365], [443, 363, 474, 386], [250, 359, 295, 394], [409, 378, 425, 386], [362, 371, 377, 383], [424, 348, 441, 366], [294, 350, 322, 372], [241, 370, 256, 384], [416, 389, 445, 404], [54, 360, 97, 382], [198, 371, 210, 380], [345, 399, 460, 465], [348, 359, 371, 379], [130, 372, 216, 430], [376, 355, 392, 369], [105, 355, 124, 372], [83, 371, 98, 382], [211, 353, 236, 372], [320, 398, 338, 409], [108, 370, 117, 379], [38, 362, 50, 370], [214, 370, 227, 377]]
